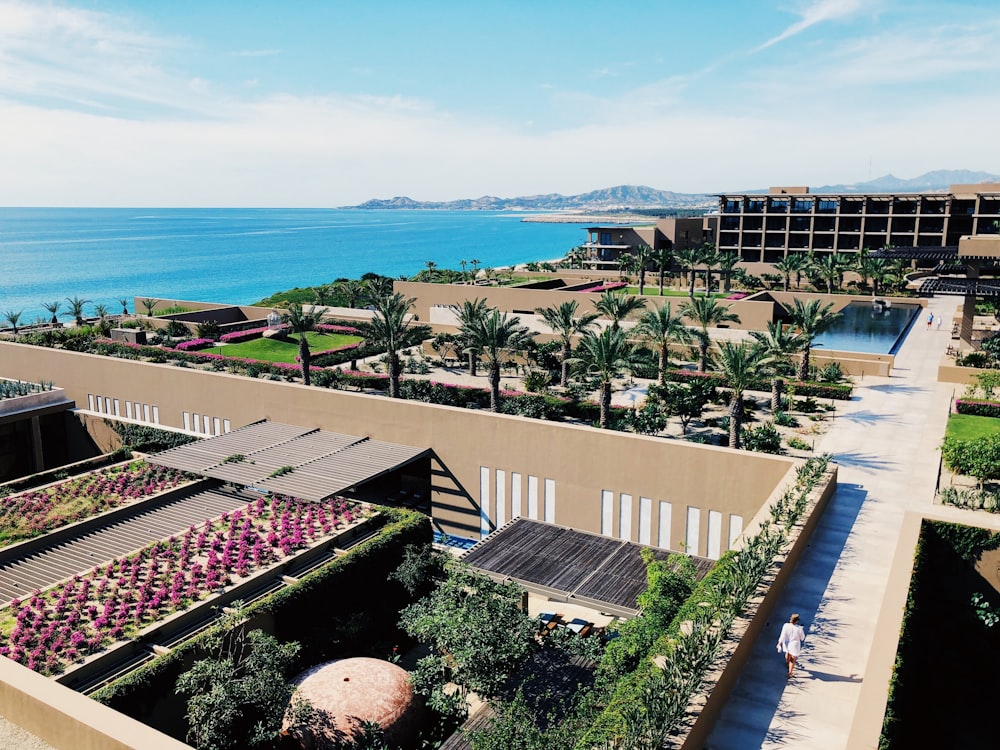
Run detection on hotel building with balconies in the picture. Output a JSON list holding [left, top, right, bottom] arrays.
[[717, 183, 1000, 264]]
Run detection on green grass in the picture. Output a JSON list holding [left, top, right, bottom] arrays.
[[203, 331, 362, 363], [945, 413, 1000, 442]]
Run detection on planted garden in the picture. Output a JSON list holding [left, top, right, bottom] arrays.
[[0, 461, 190, 547], [0, 494, 370, 675]]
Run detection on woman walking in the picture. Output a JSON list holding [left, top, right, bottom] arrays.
[[777, 613, 806, 678]]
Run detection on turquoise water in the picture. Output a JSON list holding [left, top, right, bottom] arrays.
[[814, 301, 920, 354], [0, 208, 584, 323]]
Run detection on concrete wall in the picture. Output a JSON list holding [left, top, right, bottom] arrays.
[[937, 358, 985, 385], [0, 658, 191, 749], [0, 342, 795, 557]]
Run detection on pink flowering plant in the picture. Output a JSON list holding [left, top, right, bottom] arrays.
[[0, 495, 369, 675], [174, 338, 215, 352], [0, 462, 190, 548]]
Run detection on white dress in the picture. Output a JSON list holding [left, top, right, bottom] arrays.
[[778, 622, 805, 657]]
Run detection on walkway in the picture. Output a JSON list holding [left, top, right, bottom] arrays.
[[706, 296, 973, 749]]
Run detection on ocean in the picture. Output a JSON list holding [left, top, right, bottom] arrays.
[[0, 208, 585, 323]]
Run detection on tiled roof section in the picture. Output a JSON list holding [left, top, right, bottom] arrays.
[[918, 278, 1000, 298], [462, 518, 714, 616]]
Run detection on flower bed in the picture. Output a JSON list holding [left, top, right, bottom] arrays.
[[573, 282, 628, 293], [0, 495, 370, 675], [173, 338, 214, 352], [0, 462, 189, 547], [219, 326, 277, 343], [316, 324, 361, 335]]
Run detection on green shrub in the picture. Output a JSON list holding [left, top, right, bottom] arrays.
[[957, 352, 991, 368], [786, 435, 812, 451], [773, 410, 799, 427], [741, 421, 783, 454], [941, 434, 1000, 488], [954, 399, 1000, 418]]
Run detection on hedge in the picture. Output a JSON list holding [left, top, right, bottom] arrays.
[[663, 369, 853, 400], [954, 399, 1000, 418], [92, 509, 429, 737]]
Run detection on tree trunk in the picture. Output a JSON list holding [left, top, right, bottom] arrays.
[[658, 270, 665, 296], [729, 395, 742, 449], [600, 382, 612, 428], [560, 342, 571, 387], [688, 270, 696, 298], [659, 347, 669, 384], [797, 343, 810, 383], [639, 269, 646, 296], [704, 268, 711, 295], [490, 364, 501, 412], [783, 275, 790, 292], [699, 340, 709, 373], [772, 377, 783, 413], [299, 337, 312, 387], [468, 350, 477, 377], [724, 271, 731, 293], [389, 354, 401, 398]]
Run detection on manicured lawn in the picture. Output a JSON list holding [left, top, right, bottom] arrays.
[[945, 413, 1000, 441], [203, 331, 362, 363]]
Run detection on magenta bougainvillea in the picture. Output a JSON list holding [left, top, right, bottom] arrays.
[[0, 495, 368, 675]]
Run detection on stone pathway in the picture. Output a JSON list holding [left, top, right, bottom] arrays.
[[706, 296, 972, 749]]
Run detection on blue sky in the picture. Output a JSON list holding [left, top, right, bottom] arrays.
[[1, 0, 999, 206]]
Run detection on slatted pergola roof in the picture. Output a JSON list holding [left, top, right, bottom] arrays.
[[148, 421, 430, 502], [462, 518, 714, 617], [917, 278, 1000, 298]]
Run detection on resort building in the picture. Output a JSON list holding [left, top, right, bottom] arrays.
[[717, 183, 1000, 263], [581, 216, 716, 268]]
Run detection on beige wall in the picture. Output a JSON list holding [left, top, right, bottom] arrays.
[[937, 358, 983, 385], [0, 658, 190, 750], [0, 342, 794, 557]]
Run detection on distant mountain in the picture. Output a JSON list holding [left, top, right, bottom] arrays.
[[347, 170, 1000, 211], [812, 169, 1000, 194], [345, 185, 716, 211]]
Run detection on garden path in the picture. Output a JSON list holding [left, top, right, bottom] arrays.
[[706, 295, 977, 750]]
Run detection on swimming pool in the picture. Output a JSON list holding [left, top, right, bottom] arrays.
[[813, 301, 920, 354]]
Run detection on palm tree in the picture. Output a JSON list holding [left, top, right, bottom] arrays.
[[680, 296, 741, 372], [363, 276, 394, 302], [673, 245, 705, 298], [634, 244, 653, 296], [773, 257, 798, 292], [715, 341, 766, 449], [595, 289, 647, 331], [362, 293, 416, 398], [338, 279, 367, 309], [3, 310, 22, 335], [469, 258, 481, 278], [570, 327, 641, 429], [281, 304, 322, 386], [717, 251, 740, 293], [64, 296, 91, 326], [141, 298, 158, 317], [749, 321, 806, 411], [788, 298, 841, 382], [810, 253, 844, 295], [118, 298, 130, 316], [535, 300, 599, 387], [651, 247, 673, 296], [93, 303, 111, 335], [618, 253, 639, 283], [459, 259, 469, 281], [313, 284, 335, 306], [42, 301, 61, 325], [461, 309, 533, 411], [424, 260, 438, 281], [700, 244, 720, 296], [634, 303, 692, 384], [456, 297, 489, 376]]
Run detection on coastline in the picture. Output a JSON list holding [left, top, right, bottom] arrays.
[[520, 213, 655, 225]]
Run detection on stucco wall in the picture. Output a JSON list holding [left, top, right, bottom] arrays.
[[0, 342, 794, 557]]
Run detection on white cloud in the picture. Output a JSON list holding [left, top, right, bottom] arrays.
[[758, 0, 867, 50]]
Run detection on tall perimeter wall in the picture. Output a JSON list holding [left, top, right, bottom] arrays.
[[0, 342, 795, 558]]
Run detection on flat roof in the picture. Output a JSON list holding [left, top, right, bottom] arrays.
[[462, 518, 714, 617], [918, 278, 1000, 298], [148, 421, 430, 502]]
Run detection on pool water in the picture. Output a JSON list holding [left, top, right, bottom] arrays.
[[813, 301, 920, 354]]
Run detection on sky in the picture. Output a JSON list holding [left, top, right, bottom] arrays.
[[1, 0, 999, 206]]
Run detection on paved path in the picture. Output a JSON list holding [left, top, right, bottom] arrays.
[[706, 297, 975, 749]]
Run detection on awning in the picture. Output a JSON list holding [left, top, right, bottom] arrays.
[[148, 421, 430, 502]]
